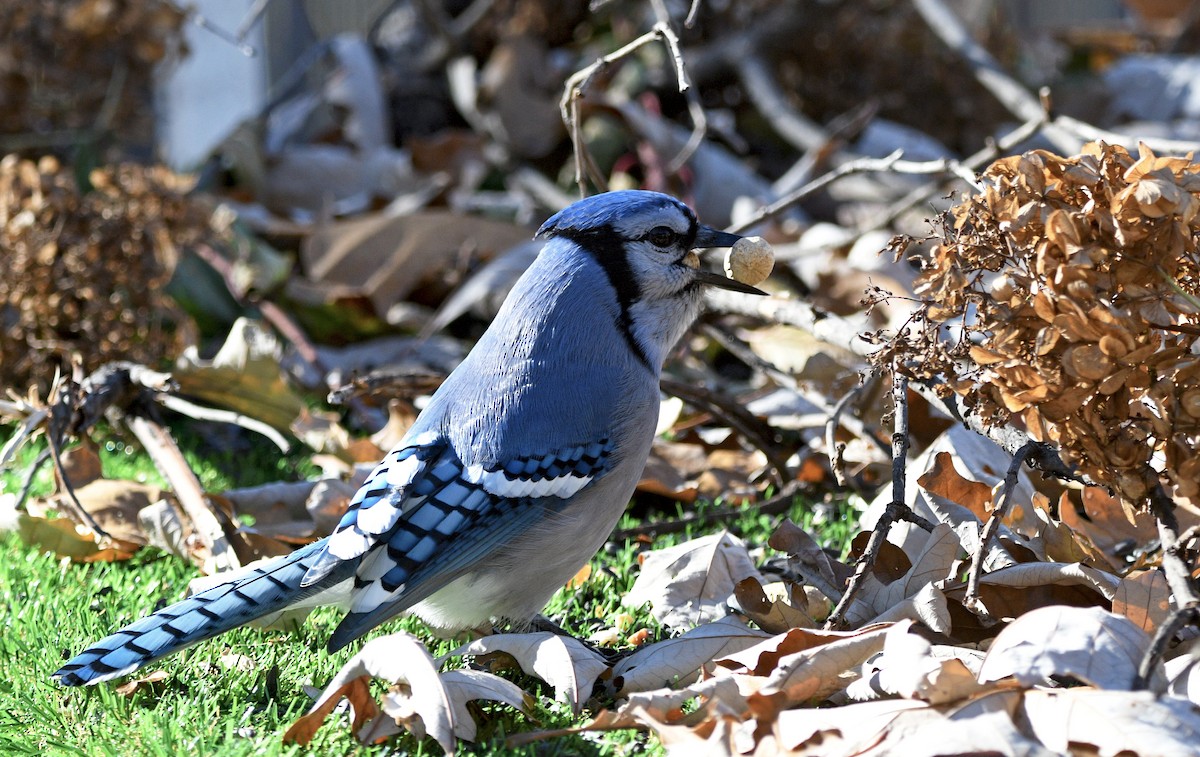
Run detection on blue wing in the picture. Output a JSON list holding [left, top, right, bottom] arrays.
[[301, 432, 615, 651]]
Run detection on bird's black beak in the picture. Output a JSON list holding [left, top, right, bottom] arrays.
[[691, 224, 768, 296], [694, 225, 744, 249]]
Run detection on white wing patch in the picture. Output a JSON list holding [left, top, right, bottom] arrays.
[[327, 527, 374, 561], [463, 464, 594, 499]]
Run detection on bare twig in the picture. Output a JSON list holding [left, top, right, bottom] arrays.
[[826, 372, 878, 487], [864, 110, 1048, 233], [906, 379, 1087, 486], [45, 374, 111, 539], [1133, 486, 1199, 689], [157, 394, 291, 453], [1053, 115, 1200, 156], [1137, 606, 1200, 691], [15, 448, 51, 511], [1149, 485, 1200, 607], [186, 7, 257, 56], [0, 406, 49, 469], [327, 370, 447, 406], [825, 373, 933, 629], [125, 414, 240, 572], [192, 243, 327, 376], [560, 15, 703, 192], [561, 30, 661, 193], [234, 0, 271, 42], [729, 150, 978, 235], [964, 440, 1038, 610], [700, 322, 890, 459], [704, 288, 873, 359]]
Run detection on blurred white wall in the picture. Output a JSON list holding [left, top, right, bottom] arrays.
[[156, 0, 267, 170]]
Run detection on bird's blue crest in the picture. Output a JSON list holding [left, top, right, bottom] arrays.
[[536, 190, 695, 239]]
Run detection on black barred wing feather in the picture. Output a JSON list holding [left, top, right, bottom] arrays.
[[302, 433, 614, 650]]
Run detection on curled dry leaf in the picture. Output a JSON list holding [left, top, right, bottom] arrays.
[[916, 451, 994, 523], [284, 677, 379, 747], [1112, 569, 1172, 634], [447, 632, 607, 715], [623, 531, 764, 629], [978, 605, 1162, 690], [734, 577, 819, 634], [113, 669, 170, 697], [1020, 689, 1200, 757], [767, 519, 854, 607], [284, 632, 454, 753], [717, 623, 894, 705], [847, 620, 986, 705], [845, 524, 961, 629], [973, 562, 1121, 620], [172, 318, 306, 435], [610, 615, 770, 696], [439, 669, 534, 741], [775, 699, 933, 754]]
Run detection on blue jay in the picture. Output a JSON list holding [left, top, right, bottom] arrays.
[[55, 190, 762, 686]]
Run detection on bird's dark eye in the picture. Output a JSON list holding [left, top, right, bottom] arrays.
[[646, 226, 678, 249]]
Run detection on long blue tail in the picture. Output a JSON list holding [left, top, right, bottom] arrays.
[[54, 540, 353, 686]]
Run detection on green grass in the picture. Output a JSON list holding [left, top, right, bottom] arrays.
[[0, 425, 855, 756]]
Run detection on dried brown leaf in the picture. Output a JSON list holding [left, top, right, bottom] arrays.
[[448, 632, 607, 715], [611, 616, 769, 695], [624, 531, 763, 628], [978, 605, 1160, 690]]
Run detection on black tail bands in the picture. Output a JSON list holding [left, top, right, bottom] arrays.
[[54, 540, 353, 686]]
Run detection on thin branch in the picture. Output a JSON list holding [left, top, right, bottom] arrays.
[[15, 448, 51, 511], [864, 110, 1048, 233], [560, 30, 663, 194], [729, 150, 979, 234], [186, 7, 257, 56], [1053, 115, 1200, 156], [0, 407, 48, 469], [234, 0, 272, 42], [1134, 485, 1199, 689], [191, 243, 327, 376], [45, 376, 110, 539], [124, 414, 240, 573], [825, 373, 932, 629], [964, 440, 1038, 610], [559, 14, 704, 191], [1149, 484, 1200, 608], [826, 372, 877, 487], [1137, 606, 1200, 691], [700, 322, 890, 459], [156, 394, 291, 453], [45, 436, 109, 538], [906, 379, 1087, 486], [703, 288, 873, 359]]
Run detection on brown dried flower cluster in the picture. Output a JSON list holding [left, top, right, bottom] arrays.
[[897, 142, 1200, 503], [0, 0, 184, 148], [0, 155, 207, 391]]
